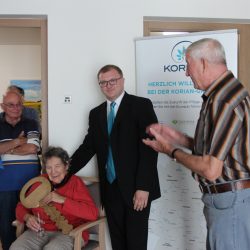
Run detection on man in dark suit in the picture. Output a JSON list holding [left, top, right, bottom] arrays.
[[70, 64, 160, 250]]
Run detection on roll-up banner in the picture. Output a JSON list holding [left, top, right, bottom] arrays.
[[135, 30, 238, 249]]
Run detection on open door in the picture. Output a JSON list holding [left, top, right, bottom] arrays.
[[0, 15, 48, 150]]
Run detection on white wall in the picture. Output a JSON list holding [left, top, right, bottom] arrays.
[[1, 0, 249, 153], [1, 0, 249, 156], [0, 45, 41, 94], [1, 1, 250, 249], [0, 27, 41, 111]]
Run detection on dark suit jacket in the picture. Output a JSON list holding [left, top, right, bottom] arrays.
[[70, 92, 161, 207]]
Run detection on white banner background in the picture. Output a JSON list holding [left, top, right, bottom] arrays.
[[135, 30, 238, 250]]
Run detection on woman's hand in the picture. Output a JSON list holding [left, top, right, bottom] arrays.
[[42, 191, 66, 204], [24, 213, 44, 232]]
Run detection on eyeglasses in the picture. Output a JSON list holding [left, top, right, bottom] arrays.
[[3, 103, 23, 109], [99, 77, 122, 88]]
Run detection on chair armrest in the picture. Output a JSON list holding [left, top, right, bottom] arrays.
[[12, 220, 25, 237], [81, 176, 99, 183], [69, 216, 106, 237], [70, 216, 106, 250]]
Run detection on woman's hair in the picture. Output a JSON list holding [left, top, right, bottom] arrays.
[[42, 146, 70, 167]]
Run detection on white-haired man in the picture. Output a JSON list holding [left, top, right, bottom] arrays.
[[0, 91, 40, 250], [144, 38, 250, 250]]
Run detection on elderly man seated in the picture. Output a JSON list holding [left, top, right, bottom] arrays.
[[0, 91, 40, 250]]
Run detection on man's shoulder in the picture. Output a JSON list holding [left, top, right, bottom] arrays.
[[124, 93, 152, 104], [0, 114, 4, 123], [21, 116, 38, 125], [214, 74, 249, 107], [0, 115, 7, 127], [91, 101, 106, 113], [23, 107, 39, 120], [20, 117, 39, 131], [86, 102, 106, 121]]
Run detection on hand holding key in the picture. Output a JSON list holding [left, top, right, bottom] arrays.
[[24, 213, 44, 234], [20, 176, 73, 235]]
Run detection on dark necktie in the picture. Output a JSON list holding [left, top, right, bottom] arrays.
[[106, 102, 116, 183]]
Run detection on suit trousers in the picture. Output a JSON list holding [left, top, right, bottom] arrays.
[[202, 188, 250, 250], [104, 180, 151, 250]]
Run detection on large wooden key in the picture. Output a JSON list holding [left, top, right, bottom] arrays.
[[20, 176, 73, 234]]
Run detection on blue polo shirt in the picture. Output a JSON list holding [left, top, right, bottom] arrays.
[[0, 115, 40, 191]]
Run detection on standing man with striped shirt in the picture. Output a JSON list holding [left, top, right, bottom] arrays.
[[143, 38, 250, 250]]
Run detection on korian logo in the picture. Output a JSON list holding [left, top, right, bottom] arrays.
[[164, 40, 192, 73], [171, 40, 192, 63], [171, 119, 195, 125]]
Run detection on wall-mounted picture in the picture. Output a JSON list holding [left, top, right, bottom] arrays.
[[10, 79, 42, 117]]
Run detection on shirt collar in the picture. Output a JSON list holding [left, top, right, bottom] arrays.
[[203, 70, 232, 100], [1, 113, 24, 126], [107, 91, 125, 108]]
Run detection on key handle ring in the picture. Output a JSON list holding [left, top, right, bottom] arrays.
[[20, 176, 51, 208]]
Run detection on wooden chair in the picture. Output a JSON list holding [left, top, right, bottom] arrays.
[[12, 176, 106, 250], [70, 176, 106, 250]]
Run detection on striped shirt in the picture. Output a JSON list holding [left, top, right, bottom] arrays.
[[193, 71, 250, 184]]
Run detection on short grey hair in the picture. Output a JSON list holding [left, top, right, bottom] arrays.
[[186, 38, 227, 65], [42, 146, 70, 167]]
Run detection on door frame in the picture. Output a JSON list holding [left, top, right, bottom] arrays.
[[144, 17, 250, 92], [0, 15, 48, 150]]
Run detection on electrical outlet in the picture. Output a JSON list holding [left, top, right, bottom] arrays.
[[64, 95, 72, 104]]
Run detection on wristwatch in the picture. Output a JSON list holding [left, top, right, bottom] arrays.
[[171, 148, 180, 161]]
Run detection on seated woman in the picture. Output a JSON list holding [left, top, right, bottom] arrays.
[[10, 146, 99, 250]]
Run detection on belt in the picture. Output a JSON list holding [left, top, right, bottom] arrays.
[[199, 179, 250, 194]]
